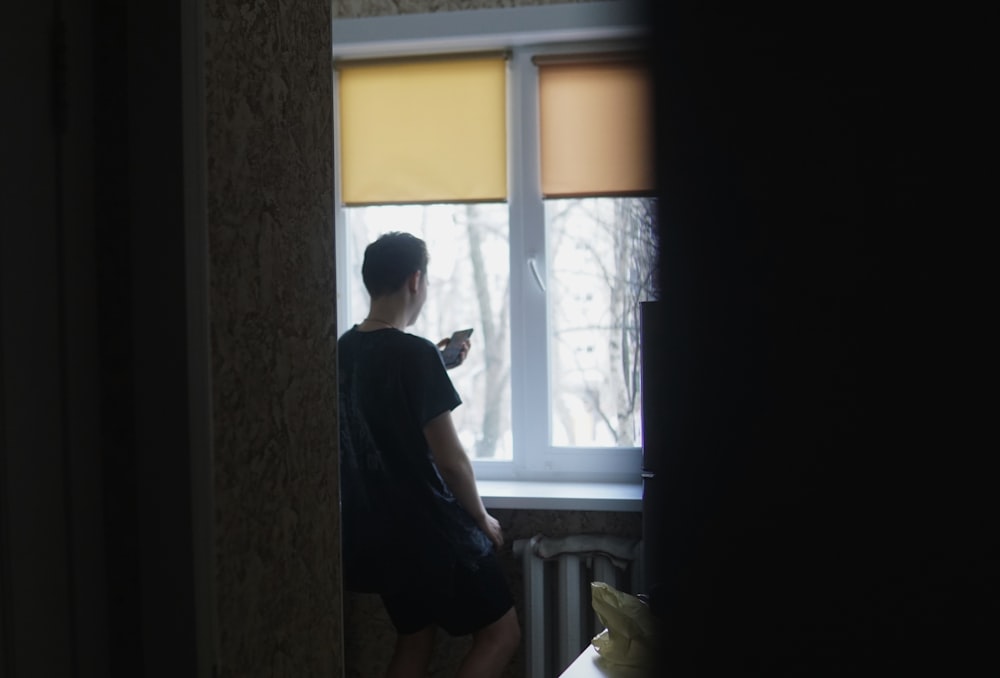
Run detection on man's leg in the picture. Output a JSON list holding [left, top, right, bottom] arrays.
[[385, 626, 435, 678], [455, 607, 520, 678]]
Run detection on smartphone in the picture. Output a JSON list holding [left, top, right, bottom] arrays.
[[441, 328, 474, 367]]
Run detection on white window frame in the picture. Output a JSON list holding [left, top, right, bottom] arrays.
[[333, 1, 650, 484]]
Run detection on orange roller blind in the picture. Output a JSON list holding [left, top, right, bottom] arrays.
[[338, 55, 507, 205], [537, 57, 654, 198]]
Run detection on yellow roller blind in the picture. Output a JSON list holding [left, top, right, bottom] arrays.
[[537, 56, 654, 198], [338, 55, 507, 205]]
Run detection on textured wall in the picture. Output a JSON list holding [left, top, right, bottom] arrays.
[[344, 509, 642, 678], [334, 0, 598, 19], [204, 0, 342, 676]]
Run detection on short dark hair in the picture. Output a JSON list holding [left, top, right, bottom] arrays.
[[361, 232, 429, 298]]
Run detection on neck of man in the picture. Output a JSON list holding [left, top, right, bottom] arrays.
[[363, 296, 409, 331]]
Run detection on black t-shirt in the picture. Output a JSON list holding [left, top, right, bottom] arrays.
[[338, 326, 493, 594]]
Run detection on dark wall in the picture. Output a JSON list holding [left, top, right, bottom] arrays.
[[645, 2, 981, 674]]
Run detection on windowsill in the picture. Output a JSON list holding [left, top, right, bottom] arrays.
[[478, 480, 642, 512]]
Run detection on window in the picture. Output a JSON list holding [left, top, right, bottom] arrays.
[[333, 2, 657, 482]]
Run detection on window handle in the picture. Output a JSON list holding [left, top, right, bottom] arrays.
[[528, 257, 546, 292]]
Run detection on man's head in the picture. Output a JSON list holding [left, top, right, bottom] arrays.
[[362, 232, 429, 327], [362, 232, 429, 298]]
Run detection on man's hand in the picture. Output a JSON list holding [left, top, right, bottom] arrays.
[[477, 512, 504, 549], [436, 336, 471, 369]]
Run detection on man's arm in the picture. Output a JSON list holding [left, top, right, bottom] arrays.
[[423, 410, 503, 547]]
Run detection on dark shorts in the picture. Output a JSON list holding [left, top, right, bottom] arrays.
[[380, 552, 514, 636]]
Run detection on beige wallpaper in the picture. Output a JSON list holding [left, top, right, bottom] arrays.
[[334, 0, 600, 19], [204, 0, 342, 676]]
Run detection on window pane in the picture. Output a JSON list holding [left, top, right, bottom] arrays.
[[344, 204, 512, 460], [545, 197, 659, 447]]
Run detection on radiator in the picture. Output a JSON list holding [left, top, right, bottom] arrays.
[[512, 534, 643, 678]]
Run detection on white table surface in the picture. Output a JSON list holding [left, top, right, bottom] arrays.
[[558, 644, 649, 678]]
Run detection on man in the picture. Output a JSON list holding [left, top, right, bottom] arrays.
[[338, 232, 520, 678]]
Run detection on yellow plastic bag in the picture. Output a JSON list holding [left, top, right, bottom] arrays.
[[590, 581, 659, 668]]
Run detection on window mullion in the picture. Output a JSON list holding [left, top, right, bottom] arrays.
[[508, 48, 549, 478]]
